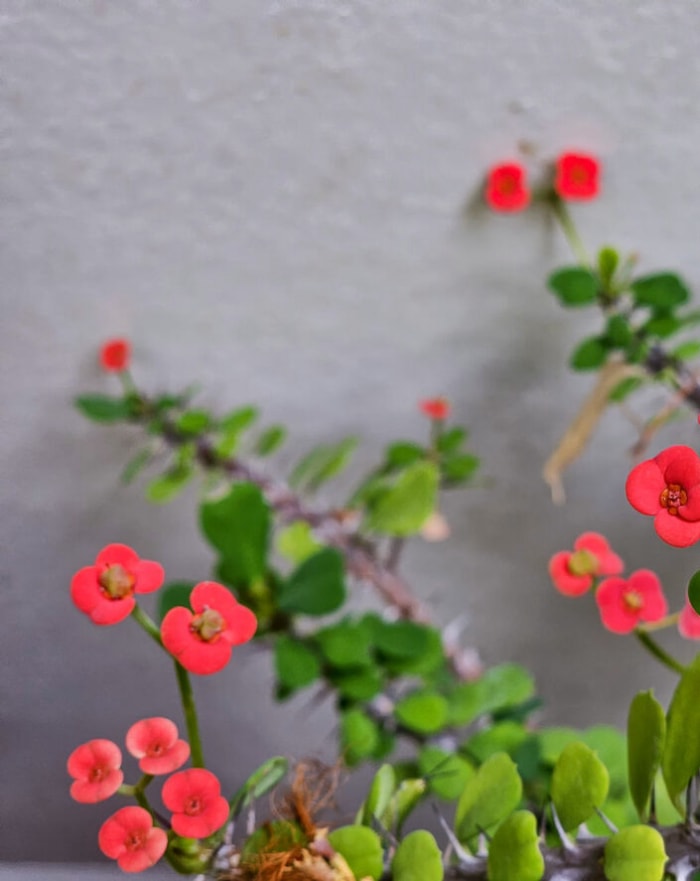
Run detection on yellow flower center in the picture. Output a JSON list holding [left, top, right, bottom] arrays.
[[98, 564, 136, 599], [660, 483, 687, 516], [190, 608, 225, 643], [568, 549, 597, 577]]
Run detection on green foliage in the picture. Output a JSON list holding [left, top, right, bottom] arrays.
[[570, 336, 608, 370], [386, 778, 428, 834], [340, 709, 380, 766], [215, 405, 258, 455], [548, 267, 598, 306], [315, 620, 373, 668], [200, 483, 270, 584], [687, 569, 700, 615], [608, 376, 644, 403], [372, 619, 431, 659], [606, 315, 633, 347], [145, 466, 193, 503], [394, 690, 449, 735], [330, 667, 384, 701], [448, 663, 535, 726], [255, 425, 286, 456], [274, 636, 321, 692], [277, 548, 346, 616], [631, 272, 690, 309], [487, 810, 545, 881], [662, 654, 700, 814], [275, 521, 321, 564], [289, 437, 358, 491], [455, 752, 523, 845], [627, 690, 666, 821], [157, 582, 195, 622], [228, 757, 289, 817], [391, 830, 443, 881], [464, 721, 528, 764], [120, 448, 153, 484], [598, 246, 620, 288], [176, 409, 211, 435], [365, 461, 439, 536], [673, 340, 700, 361], [327, 826, 383, 881], [441, 452, 480, 483], [357, 764, 396, 826], [550, 741, 610, 832], [603, 825, 667, 881], [385, 441, 426, 468], [75, 393, 131, 422], [418, 747, 474, 800]]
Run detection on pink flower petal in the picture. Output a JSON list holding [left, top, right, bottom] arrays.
[[628, 569, 668, 622], [654, 511, 700, 548], [625, 460, 665, 515], [679, 601, 700, 639], [95, 544, 139, 572], [548, 551, 593, 597], [657, 445, 700, 487], [134, 560, 165, 594]]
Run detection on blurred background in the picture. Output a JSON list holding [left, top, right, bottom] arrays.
[[4, 0, 700, 872]]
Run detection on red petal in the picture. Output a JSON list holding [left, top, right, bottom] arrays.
[[178, 639, 232, 675], [681, 487, 700, 520], [70, 770, 124, 803], [68, 739, 122, 779], [226, 604, 258, 645], [161, 607, 195, 659], [595, 578, 638, 634], [679, 602, 700, 639], [625, 460, 665, 514], [134, 560, 165, 594], [89, 596, 135, 625], [654, 511, 700, 548], [126, 717, 178, 758], [162, 768, 220, 811], [99, 807, 152, 858], [95, 543, 139, 572], [190, 581, 239, 617], [628, 570, 668, 622], [117, 828, 167, 873], [548, 552, 592, 597], [70, 567, 101, 614], [139, 740, 190, 775], [658, 445, 700, 487]]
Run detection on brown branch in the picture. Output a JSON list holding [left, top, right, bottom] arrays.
[[156, 419, 483, 681]]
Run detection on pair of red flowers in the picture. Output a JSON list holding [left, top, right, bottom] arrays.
[[70, 544, 257, 675], [549, 531, 700, 638], [68, 718, 228, 872], [485, 152, 600, 212]]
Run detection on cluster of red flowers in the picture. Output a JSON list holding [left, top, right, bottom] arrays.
[[68, 719, 228, 871], [484, 151, 600, 212], [549, 530, 700, 638], [70, 544, 257, 674]]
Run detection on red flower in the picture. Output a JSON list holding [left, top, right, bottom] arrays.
[[67, 739, 123, 804], [548, 532, 623, 597], [554, 152, 600, 200], [100, 338, 131, 372], [125, 717, 190, 775], [161, 768, 229, 838], [626, 445, 700, 547], [679, 600, 700, 639], [71, 543, 165, 626], [98, 806, 167, 873], [595, 570, 668, 634], [161, 581, 257, 675], [485, 162, 530, 212], [419, 397, 451, 421]]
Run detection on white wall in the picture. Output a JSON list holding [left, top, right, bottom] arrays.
[[4, 0, 700, 861]]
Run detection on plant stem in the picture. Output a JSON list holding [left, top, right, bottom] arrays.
[[635, 629, 686, 675], [131, 604, 163, 647], [637, 612, 681, 633], [174, 660, 205, 768], [550, 196, 591, 268]]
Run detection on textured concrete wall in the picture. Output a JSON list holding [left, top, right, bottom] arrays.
[[4, 0, 700, 863]]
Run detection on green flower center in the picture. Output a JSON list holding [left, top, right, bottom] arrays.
[[568, 549, 597, 577], [99, 564, 136, 599], [623, 590, 644, 612], [191, 608, 225, 643]]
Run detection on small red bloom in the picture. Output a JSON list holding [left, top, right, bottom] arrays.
[[595, 570, 668, 634], [71, 543, 165, 626], [67, 739, 123, 804], [485, 162, 530, 212], [125, 717, 190, 775], [554, 152, 600, 201], [161, 581, 257, 675], [548, 532, 624, 597], [161, 768, 229, 838], [98, 806, 167, 873], [100, 338, 131, 372], [419, 397, 451, 421], [626, 445, 700, 547], [679, 600, 700, 639]]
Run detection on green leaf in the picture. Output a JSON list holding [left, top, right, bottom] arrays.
[[289, 437, 358, 491], [340, 709, 380, 766], [487, 810, 545, 881], [384, 626, 445, 676], [448, 664, 535, 726], [418, 747, 474, 801], [688, 569, 700, 615], [157, 582, 195, 622], [388, 778, 428, 834], [75, 394, 131, 423], [255, 425, 286, 456], [632, 272, 690, 309], [199, 483, 270, 584], [627, 690, 666, 821], [662, 654, 700, 813], [548, 267, 598, 306], [672, 340, 700, 361], [357, 764, 396, 827], [373, 620, 430, 659], [275, 521, 321, 565], [332, 667, 384, 701], [229, 756, 289, 816], [145, 467, 193, 503], [274, 636, 321, 691], [551, 741, 610, 831], [603, 825, 667, 881], [643, 314, 682, 338], [315, 621, 373, 668], [365, 461, 439, 536], [598, 246, 619, 288], [437, 427, 467, 454], [219, 405, 258, 434], [441, 453, 480, 483], [570, 336, 608, 371], [386, 441, 426, 468], [582, 726, 628, 799], [608, 376, 644, 403], [120, 448, 152, 485], [278, 548, 346, 616], [455, 752, 523, 845], [391, 830, 443, 881], [176, 409, 211, 435], [327, 826, 383, 881], [464, 721, 528, 764], [606, 315, 633, 347], [395, 690, 449, 736]]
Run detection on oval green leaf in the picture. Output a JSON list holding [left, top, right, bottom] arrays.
[[340, 709, 380, 767], [199, 483, 270, 583], [455, 752, 523, 845], [365, 461, 439, 536], [357, 763, 396, 826], [548, 267, 598, 306], [274, 636, 321, 690], [551, 741, 609, 831], [603, 825, 667, 881], [487, 810, 544, 881], [570, 336, 608, 371], [328, 826, 383, 881], [662, 654, 700, 814], [631, 272, 690, 309], [688, 570, 700, 616], [278, 547, 346, 616], [627, 690, 666, 821], [418, 747, 474, 801], [395, 690, 449, 736], [391, 830, 444, 881]]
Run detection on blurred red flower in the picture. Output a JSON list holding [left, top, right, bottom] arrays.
[[67, 739, 123, 804], [485, 163, 530, 212], [548, 532, 624, 597], [419, 397, 451, 420], [595, 570, 668, 634], [100, 339, 131, 372], [554, 152, 600, 200], [679, 600, 700, 639]]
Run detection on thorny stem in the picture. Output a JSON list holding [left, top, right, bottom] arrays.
[[635, 629, 686, 676], [175, 660, 206, 768]]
